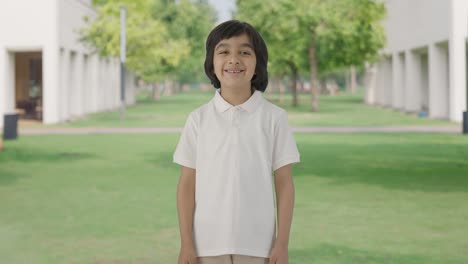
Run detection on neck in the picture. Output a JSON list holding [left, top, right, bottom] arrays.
[[219, 86, 253, 106]]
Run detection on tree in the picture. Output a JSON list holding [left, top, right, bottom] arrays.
[[83, 0, 217, 98], [236, 0, 386, 111], [236, 0, 308, 107], [153, 0, 217, 86]]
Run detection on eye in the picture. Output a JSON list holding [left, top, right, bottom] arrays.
[[240, 51, 251, 56], [218, 50, 228, 55]]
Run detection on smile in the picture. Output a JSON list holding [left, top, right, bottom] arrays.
[[224, 69, 244, 73]]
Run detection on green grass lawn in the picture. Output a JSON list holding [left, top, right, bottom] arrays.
[[1, 133, 467, 264], [27, 89, 456, 128]]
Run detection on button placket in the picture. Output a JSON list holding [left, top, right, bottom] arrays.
[[232, 107, 241, 144]]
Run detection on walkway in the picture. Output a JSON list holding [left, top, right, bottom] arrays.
[[18, 125, 461, 135]]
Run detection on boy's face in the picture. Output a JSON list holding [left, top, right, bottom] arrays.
[[213, 33, 256, 91]]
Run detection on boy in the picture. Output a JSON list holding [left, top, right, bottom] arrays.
[[174, 20, 300, 264]]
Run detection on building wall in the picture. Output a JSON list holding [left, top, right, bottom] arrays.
[[0, 0, 57, 126], [383, 0, 451, 53], [368, 0, 468, 122], [0, 0, 135, 128]]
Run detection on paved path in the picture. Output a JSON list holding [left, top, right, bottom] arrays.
[[18, 126, 462, 135]]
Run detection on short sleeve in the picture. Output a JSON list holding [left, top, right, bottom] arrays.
[[173, 112, 198, 169], [272, 111, 300, 171]]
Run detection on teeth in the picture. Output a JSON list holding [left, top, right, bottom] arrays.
[[226, 70, 242, 73]]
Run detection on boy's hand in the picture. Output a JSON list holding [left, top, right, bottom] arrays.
[[178, 244, 197, 264], [269, 242, 289, 264]]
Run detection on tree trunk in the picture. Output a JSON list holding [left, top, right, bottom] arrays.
[[345, 69, 351, 93], [288, 62, 298, 107], [164, 79, 173, 96], [152, 83, 160, 101], [351, 65, 357, 94], [279, 77, 285, 103], [299, 80, 304, 93], [269, 76, 280, 100], [309, 41, 319, 111]]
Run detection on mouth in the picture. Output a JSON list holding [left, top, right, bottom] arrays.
[[224, 69, 245, 74]]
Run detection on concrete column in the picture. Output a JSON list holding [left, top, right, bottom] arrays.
[[97, 57, 104, 111], [405, 50, 421, 112], [448, 0, 468, 122], [383, 57, 393, 107], [420, 53, 429, 112], [126, 70, 135, 105], [59, 48, 70, 121], [42, 0, 59, 125], [75, 53, 83, 116], [429, 43, 449, 119], [375, 60, 384, 105], [0, 50, 15, 127], [90, 54, 99, 113], [104, 58, 110, 110], [69, 52, 77, 117], [82, 54, 90, 114], [0, 48, 6, 127], [364, 62, 377, 105], [113, 58, 119, 108], [43, 45, 60, 124], [392, 52, 405, 109]]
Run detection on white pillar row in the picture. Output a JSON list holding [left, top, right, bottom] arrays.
[[448, 0, 467, 122], [383, 56, 393, 107], [69, 51, 78, 117], [43, 45, 60, 124], [75, 52, 84, 116], [126, 70, 135, 105], [59, 48, 69, 121], [98, 57, 104, 111], [392, 52, 405, 109], [0, 50, 16, 127], [375, 60, 385, 105], [364, 63, 377, 105], [111, 59, 117, 109], [420, 52, 429, 113], [429, 43, 449, 119], [82, 54, 89, 115], [90, 54, 99, 113], [0, 48, 6, 126], [102, 58, 108, 110], [113, 58, 119, 108], [0, 51, 14, 112], [404, 50, 421, 112], [105, 58, 111, 110]]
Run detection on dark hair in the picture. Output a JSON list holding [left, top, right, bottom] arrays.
[[204, 20, 268, 92]]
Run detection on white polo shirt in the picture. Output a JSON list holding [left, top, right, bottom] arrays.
[[173, 90, 300, 258]]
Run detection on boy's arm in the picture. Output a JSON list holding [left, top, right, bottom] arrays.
[[273, 164, 295, 250], [177, 166, 196, 250]]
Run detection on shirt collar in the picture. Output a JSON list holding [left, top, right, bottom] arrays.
[[214, 89, 263, 113]]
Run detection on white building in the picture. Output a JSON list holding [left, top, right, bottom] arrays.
[[0, 0, 136, 127], [366, 0, 468, 122]]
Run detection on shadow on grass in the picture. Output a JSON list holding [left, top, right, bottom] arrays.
[[295, 141, 468, 193], [0, 168, 28, 185], [0, 147, 95, 163], [290, 243, 459, 264], [0, 145, 96, 185], [143, 150, 175, 169]]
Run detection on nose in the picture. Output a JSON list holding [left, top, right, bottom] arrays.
[[228, 53, 240, 64]]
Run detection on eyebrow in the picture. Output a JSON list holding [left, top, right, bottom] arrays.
[[215, 43, 254, 50]]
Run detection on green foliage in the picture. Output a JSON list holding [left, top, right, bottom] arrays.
[[236, 0, 308, 77], [235, 0, 386, 75], [81, 0, 216, 83], [152, 0, 217, 83]]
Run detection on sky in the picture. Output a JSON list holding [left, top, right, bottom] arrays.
[[207, 0, 236, 24]]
